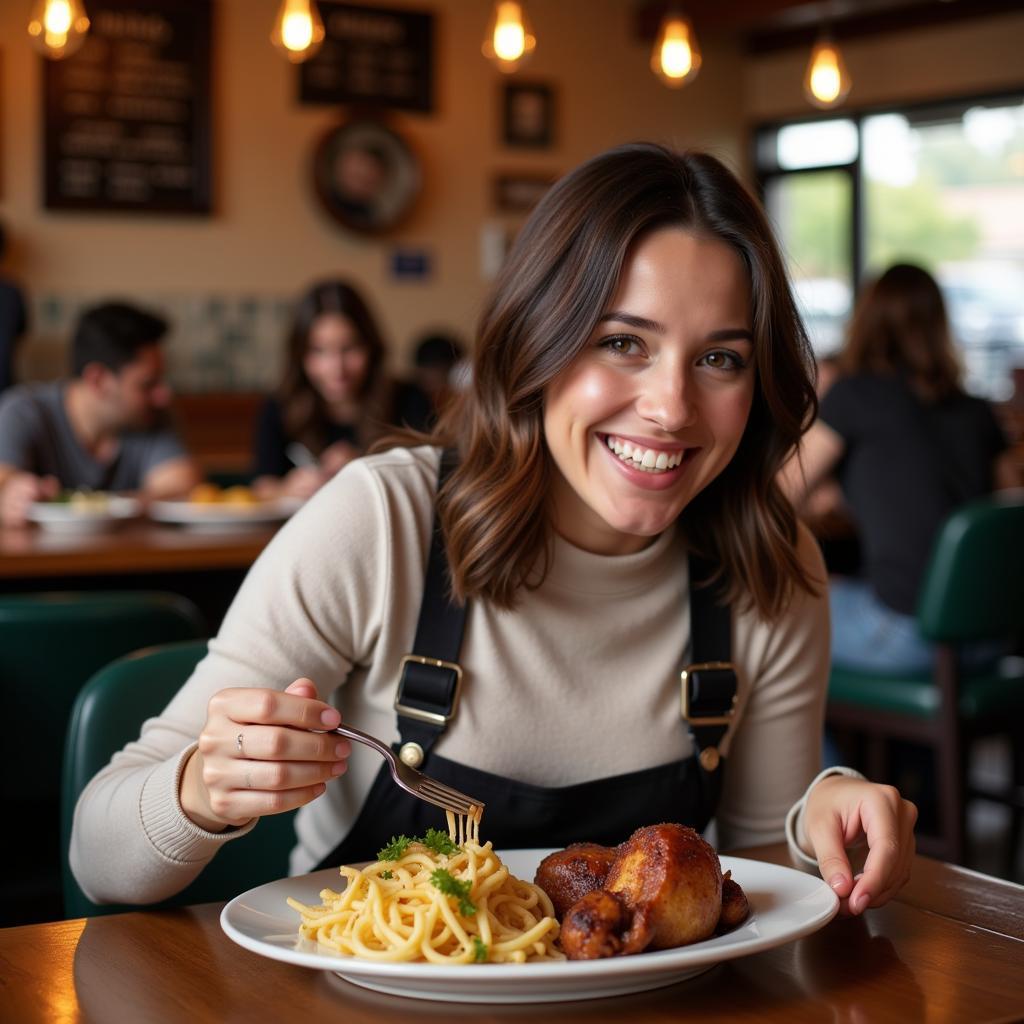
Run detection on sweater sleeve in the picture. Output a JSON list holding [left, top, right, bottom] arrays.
[[69, 457, 390, 904], [715, 523, 833, 860]]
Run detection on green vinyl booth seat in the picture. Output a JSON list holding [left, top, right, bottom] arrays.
[[62, 639, 298, 919], [0, 591, 207, 925], [825, 492, 1024, 868]]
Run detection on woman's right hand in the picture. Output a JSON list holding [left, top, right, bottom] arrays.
[[179, 678, 350, 832]]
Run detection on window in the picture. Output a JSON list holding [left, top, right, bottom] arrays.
[[757, 94, 1024, 400]]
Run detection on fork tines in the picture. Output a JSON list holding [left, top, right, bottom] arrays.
[[415, 777, 481, 815]]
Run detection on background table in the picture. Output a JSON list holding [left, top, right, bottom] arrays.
[[1, 843, 1021, 1023], [0, 519, 280, 630], [0, 520, 277, 579]]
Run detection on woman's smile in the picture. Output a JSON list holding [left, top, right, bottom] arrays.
[[543, 227, 756, 555]]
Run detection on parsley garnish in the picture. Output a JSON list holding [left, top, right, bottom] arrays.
[[430, 868, 476, 916], [377, 835, 412, 861], [472, 936, 488, 962], [380, 870, 393, 880], [419, 827, 458, 855]]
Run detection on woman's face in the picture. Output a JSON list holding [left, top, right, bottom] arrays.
[[302, 313, 371, 404], [543, 227, 756, 556]]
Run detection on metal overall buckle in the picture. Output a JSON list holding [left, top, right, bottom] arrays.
[[680, 660, 738, 772]]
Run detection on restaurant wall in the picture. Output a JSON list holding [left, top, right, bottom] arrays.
[[745, 9, 1024, 121], [0, 0, 744, 389]]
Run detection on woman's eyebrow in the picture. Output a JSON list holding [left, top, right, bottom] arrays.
[[598, 311, 665, 332], [598, 312, 754, 344], [707, 328, 754, 343]]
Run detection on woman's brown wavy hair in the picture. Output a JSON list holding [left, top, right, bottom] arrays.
[[278, 279, 393, 454], [839, 262, 963, 403], [415, 144, 819, 618]]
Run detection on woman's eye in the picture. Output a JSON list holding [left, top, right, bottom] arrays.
[[600, 335, 641, 356], [700, 349, 747, 371]]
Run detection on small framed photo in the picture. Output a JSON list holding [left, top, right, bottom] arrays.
[[312, 116, 422, 235], [493, 173, 556, 213], [502, 82, 555, 148]]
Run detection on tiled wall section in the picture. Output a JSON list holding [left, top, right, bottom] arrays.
[[22, 292, 295, 392]]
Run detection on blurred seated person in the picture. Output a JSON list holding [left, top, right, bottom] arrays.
[[0, 301, 200, 527], [781, 263, 1019, 674], [0, 219, 28, 395], [252, 280, 430, 501], [407, 330, 465, 426]]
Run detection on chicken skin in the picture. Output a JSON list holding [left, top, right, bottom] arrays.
[[717, 871, 749, 933], [539, 823, 747, 960], [559, 889, 639, 959], [602, 823, 723, 951], [533, 843, 619, 920]]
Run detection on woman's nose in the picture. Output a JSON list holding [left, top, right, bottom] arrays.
[[635, 370, 696, 432]]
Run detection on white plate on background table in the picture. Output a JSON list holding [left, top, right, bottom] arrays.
[[220, 851, 839, 1004], [27, 495, 141, 534], [148, 498, 301, 531]]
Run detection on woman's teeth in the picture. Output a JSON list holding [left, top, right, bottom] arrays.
[[604, 436, 685, 473]]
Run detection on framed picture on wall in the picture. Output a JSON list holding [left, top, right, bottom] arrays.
[[502, 82, 555, 148], [313, 116, 422, 235], [299, 2, 434, 113], [493, 173, 556, 213], [42, 0, 212, 213]]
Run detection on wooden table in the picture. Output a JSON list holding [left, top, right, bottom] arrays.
[[2, 844, 1021, 1023], [0, 520, 277, 579]]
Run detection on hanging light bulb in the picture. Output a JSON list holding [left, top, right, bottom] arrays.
[[270, 0, 325, 64], [804, 34, 851, 109], [651, 8, 701, 88], [482, 1, 536, 74], [27, 0, 90, 60]]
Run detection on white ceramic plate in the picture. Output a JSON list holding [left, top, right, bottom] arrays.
[[27, 495, 141, 533], [220, 851, 838, 1004], [148, 498, 300, 531]]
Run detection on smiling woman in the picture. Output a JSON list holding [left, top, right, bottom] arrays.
[[543, 229, 756, 556], [71, 144, 916, 927]]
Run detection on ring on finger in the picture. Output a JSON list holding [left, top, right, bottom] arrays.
[[236, 731, 245, 757]]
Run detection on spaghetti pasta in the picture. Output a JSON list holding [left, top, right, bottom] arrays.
[[287, 814, 563, 964]]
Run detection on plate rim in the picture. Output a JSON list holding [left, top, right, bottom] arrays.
[[27, 495, 141, 523], [148, 497, 298, 525], [219, 850, 839, 985]]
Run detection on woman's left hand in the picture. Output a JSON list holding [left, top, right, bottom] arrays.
[[803, 775, 917, 916]]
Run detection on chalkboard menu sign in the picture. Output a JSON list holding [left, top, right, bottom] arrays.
[[299, 2, 434, 113], [43, 0, 211, 213]]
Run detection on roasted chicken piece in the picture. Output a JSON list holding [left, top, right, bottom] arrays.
[[717, 871, 749, 933], [533, 842, 619, 920], [602, 823, 723, 951], [546, 823, 747, 960], [559, 889, 640, 959]]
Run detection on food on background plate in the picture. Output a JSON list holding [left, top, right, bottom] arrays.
[[52, 489, 112, 512], [535, 823, 749, 960], [288, 810, 563, 965], [188, 483, 259, 506]]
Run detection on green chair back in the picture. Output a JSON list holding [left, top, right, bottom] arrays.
[[62, 639, 298, 919], [826, 493, 1024, 866], [916, 494, 1024, 644]]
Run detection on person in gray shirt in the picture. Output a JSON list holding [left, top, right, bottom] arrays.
[[0, 301, 201, 526]]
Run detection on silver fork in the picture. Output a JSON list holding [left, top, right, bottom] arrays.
[[331, 724, 484, 817]]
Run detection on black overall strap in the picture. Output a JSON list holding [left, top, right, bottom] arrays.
[[392, 449, 466, 766], [683, 555, 738, 781]]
